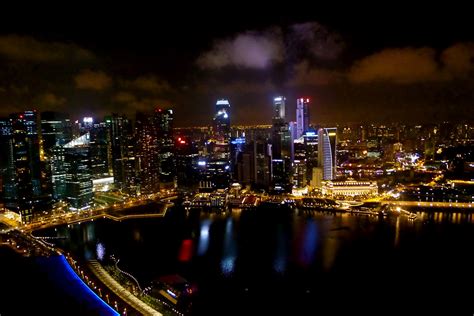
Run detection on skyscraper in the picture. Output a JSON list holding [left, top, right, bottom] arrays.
[[199, 99, 232, 190], [135, 111, 160, 194], [214, 99, 231, 144], [3, 111, 42, 222], [64, 133, 93, 210], [109, 114, 136, 193], [154, 108, 176, 187], [296, 98, 310, 138], [318, 127, 337, 180], [273, 96, 286, 122], [88, 120, 112, 178], [271, 96, 292, 193]]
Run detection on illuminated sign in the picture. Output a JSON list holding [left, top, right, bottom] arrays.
[[83, 117, 93, 123], [198, 161, 206, 166], [274, 97, 282, 101], [216, 99, 230, 106]]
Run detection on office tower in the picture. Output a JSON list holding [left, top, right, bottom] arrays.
[[3, 111, 42, 222], [135, 111, 160, 194], [289, 121, 297, 162], [40, 111, 72, 152], [271, 96, 292, 193], [231, 137, 245, 179], [40, 112, 72, 201], [214, 99, 231, 144], [303, 130, 319, 183], [318, 127, 337, 180], [199, 99, 232, 190], [153, 108, 176, 187], [296, 98, 310, 138], [272, 96, 286, 122], [175, 136, 197, 187], [254, 141, 272, 189], [89, 121, 111, 178], [64, 133, 93, 210], [0, 118, 10, 199], [109, 114, 137, 193]]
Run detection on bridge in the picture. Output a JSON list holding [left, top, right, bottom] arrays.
[[381, 200, 474, 209]]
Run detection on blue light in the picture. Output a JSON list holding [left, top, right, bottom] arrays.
[[198, 161, 206, 166], [231, 138, 245, 145], [59, 255, 119, 315], [166, 289, 177, 298]]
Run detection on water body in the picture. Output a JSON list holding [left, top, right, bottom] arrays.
[[0, 247, 117, 315], [38, 208, 474, 315]]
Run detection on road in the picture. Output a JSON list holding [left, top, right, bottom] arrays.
[[88, 260, 162, 316]]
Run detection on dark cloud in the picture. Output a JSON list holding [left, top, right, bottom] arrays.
[[348, 47, 441, 84], [289, 22, 344, 60], [74, 69, 112, 91], [121, 75, 171, 94], [197, 28, 284, 69], [127, 97, 173, 113], [113, 91, 137, 103], [441, 42, 474, 78], [37, 92, 66, 107], [289, 61, 342, 86], [0, 35, 94, 62]]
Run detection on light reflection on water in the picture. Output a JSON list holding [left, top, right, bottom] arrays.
[[221, 217, 236, 276], [197, 219, 211, 256], [41, 207, 474, 314], [273, 223, 287, 274]]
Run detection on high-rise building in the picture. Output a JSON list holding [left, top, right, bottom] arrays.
[[296, 98, 310, 138], [199, 99, 232, 190], [273, 96, 286, 122], [0, 118, 11, 199], [89, 121, 112, 178], [153, 108, 176, 187], [135, 112, 160, 194], [271, 96, 292, 193], [3, 111, 42, 222], [318, 127, 337, 180], [40, 111, 72, 152], [175, 135, 197, 188], [109, 114, 136, 194], [214, 99, 231, 144], [64, 133, 93, 210]]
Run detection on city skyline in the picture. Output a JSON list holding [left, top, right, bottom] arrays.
[[0, 9, 473, 126]]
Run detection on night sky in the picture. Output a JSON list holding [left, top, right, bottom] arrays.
[[0, 6, 473, 126]]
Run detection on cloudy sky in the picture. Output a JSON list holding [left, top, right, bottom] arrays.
[[0, 7, 473, 126]]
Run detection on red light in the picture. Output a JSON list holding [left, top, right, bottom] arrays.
[[178, 239, 193, 262], [306, 98, 309, 102], [19, 115, 23, 119], [178, 137, 181, 141], [180, 140, 186, 144]]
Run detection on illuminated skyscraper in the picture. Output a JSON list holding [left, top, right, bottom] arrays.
[[109, 114, 136, 193], [273, 96, 286, 122], [318, 127, 337, 180], [64, 133, 93, 210], [89, 121, 111, 178], [214, 99, 231, 144], [296, 98, 310, 138], [198, 99, 232, 190], [271, 96, 292, 193], [153, 108, 176, 187], [135, 111, 160, 194], [3, 111, 42, 222]]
